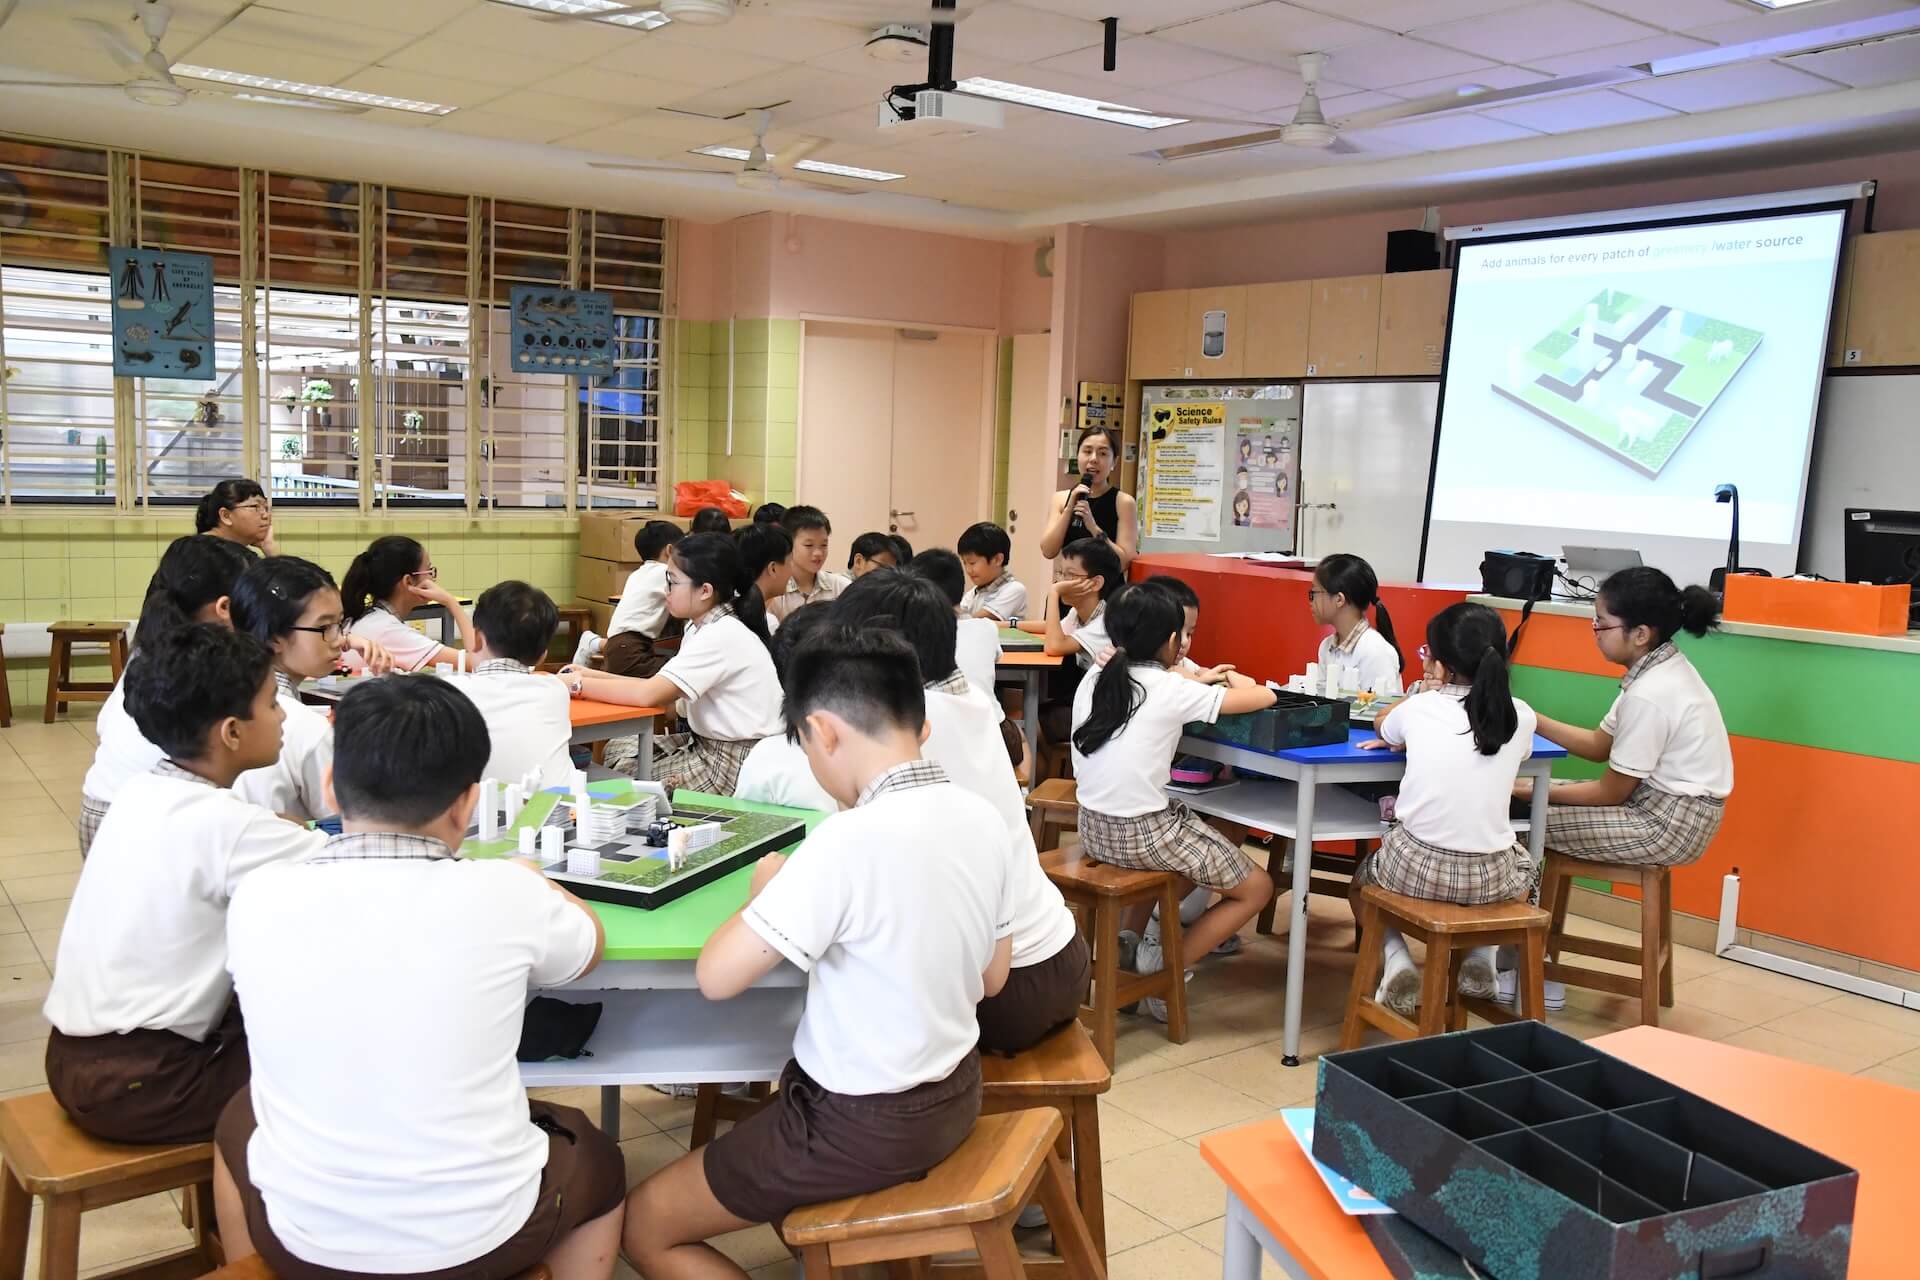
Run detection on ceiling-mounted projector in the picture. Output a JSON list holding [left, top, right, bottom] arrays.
[[877, 88, 1003, 135]]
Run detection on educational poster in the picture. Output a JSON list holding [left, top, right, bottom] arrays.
[[1232, 417, 1297, 533], [109, 247, 214, 380], [1143, 402, 1225, 541], [510, 286, 615, 376]]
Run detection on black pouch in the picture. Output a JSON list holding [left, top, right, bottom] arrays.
[[517, 997, 602, 1062]]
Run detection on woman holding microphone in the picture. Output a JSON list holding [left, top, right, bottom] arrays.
[[1039, 425, 1138, 569]]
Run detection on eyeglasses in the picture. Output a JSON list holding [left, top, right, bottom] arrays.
[[409, 565, 439, 580], [1306, 588, 1327, 601], [231, 500, 270, 515], [664, 572, 685, 591], [1592, 620, 1625, 634], [1417, 643, 1433, 663], [290, 621, 345, 641]]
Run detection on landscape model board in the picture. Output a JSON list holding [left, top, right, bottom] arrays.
[[1493, 289, 1763, 478], [460, 778, 805, 910]]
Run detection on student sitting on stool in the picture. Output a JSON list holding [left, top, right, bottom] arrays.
[[216, 677, 624, 1280], [460, 580, 574, 789], [45, 624, 322, 1144], [623, 626, 1012, 1280], [575, 519, 685, 677]]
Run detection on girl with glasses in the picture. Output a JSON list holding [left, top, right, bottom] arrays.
[[194, 478, 278, 557], [1307, 553, 1405, 696], [341, 535, 476, 673]]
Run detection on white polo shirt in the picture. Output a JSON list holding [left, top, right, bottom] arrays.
[[456, 661, 574, 789], [736, 732, 839, 813], [962, 573, 1028, 622], [1378, 689, 1538, 853], [234, 681, 336, 822], [228, 837, 598, 1274], [1071, 663, 1226, 817], [45, 765, 324, 1041], [609, 561, 670, 640], [743, 762, 1012, 1096], [344, 605, 440, 673], [767, 569, 850, 623], [82, 670, 163, 805], [659, 608, 783, 743], [924, 680, 1077, 969], [1601, 647, 1733, 799], [1317, 622, 1405, 696], [1062, 603, 1112, 670], [954, 617, 1002, 705]]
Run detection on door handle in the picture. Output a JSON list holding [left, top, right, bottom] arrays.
[[890, 509, 915, 518]]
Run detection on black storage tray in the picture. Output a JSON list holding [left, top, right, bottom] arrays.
[[1313, 1022, 1857, 1280], [1185, 689, 1349, 752]]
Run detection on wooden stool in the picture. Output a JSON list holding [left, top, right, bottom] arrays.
[[978, 1022, 1111, 1271], [1539, 854, 1674, 1027], [687, 1081, 773, 1149], [782, 1108, 1104, 1280], [0, 625, 11, 729], [0, 1091, 217, 1280], [1027, 778, 1078, 853], [41, 623, 127, 723], [552, 606, 592, 663], [1254, 838, 1368, 947], [199, 1257, 551, 1280], [1042, 848, 1188, 1066], [1340, 885, 1552, 1049]]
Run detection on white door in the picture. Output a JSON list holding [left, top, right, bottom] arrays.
[[1006, 332, 1056, 613], [1298, 382, 1438, 582], [799, 322, 895, 537]]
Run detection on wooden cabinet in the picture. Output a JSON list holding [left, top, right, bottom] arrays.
[[1244, 281, 1310, 377], [1377, 269, 1451, 376], [1306, 274, 1381, 377], [1838, 230, 1920, 367], [1183, 285, 1246, 377], [1128, 289, 1190, 380]]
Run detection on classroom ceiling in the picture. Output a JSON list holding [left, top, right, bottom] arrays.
[[1, 0, 1919, 236]]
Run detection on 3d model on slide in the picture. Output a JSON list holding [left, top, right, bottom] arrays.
[[1492, 289, 1763, 477]]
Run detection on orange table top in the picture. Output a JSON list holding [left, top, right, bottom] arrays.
[[1199, 1026, 1920, 1280], [569, 698, 666, 727], [996, 650, 1064, 668]]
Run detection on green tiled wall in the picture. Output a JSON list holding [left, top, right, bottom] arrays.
[[0, 513, 577, 711], [671, 318, 801, 509]]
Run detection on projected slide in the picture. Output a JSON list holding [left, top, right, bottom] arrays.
[[1423, 207, 1846, 587]]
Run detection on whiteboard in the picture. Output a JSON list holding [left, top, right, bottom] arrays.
[[1297, 381, 1439, 583], [1801, 373, 1920, 580]]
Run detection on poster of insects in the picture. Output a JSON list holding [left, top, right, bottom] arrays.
[[510, 286, 615, 377], [109, 247, 215, 380]]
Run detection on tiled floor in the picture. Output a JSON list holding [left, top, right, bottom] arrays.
[[3, 712, 1917, 1279]]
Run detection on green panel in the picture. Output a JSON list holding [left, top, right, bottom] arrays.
[[766, 352, 799, 389], [1572, 876, 1613, 893], [1507, 666, 1616, 781], [682, 319, 712, 355], [765, 455, 796, 496], [595, 790, 823, 959], [1675, 630, 1920, 764], [733, 318, 771, 354], [732, 349, 771, 389], [769, 319, 801, 355], [764, 419, 797, 459]]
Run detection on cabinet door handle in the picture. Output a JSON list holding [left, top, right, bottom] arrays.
[[890, 509, 915, 518]]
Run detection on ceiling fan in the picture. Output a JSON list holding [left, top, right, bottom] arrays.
[[513, 0, 961, 27], [0, 1, 367, 112], [589, 108, 863, 195]]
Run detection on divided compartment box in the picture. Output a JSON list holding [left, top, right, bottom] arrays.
[[1313, 1022, 1857, 1280], [1185, 689, 1349, 752]]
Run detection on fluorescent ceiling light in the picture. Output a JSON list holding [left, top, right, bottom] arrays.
[[174, 65, 456, 114], [954, 77, 1187, 129], [1635, 8, 1920, 74], [1744, 1, 1827, 8], [488, 0, 670, 28], [691, 146, 906, 182]]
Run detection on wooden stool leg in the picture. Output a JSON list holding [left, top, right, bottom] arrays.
[[1521, 925, 1547, 1023], [1087, 898, 1120, 1067], [42, 639, 66, 723], [690, 1084, 722, 1149], [0, 634, 13, 730], [1255, 839, 1286, 935], [1658, 870, 1676, 1009], [800, 1243, 835, 1279], [1416, 938, 1454, 1037], [1157, 881, 1190, 1046], [1639, 873, 1662, 1028], [1340, 900, 1385, 1050], [1543, 865, 1571, 962], [0, 1165, 29, 1280], [969, 1221, 1028, 1280], [37, 1194, 81, 1280], [1069, 1095, 1105, 1262], [1037, 1151, 1104, 1280], [1445, 949, 1470, 1033], [109, 632, 128, 682]]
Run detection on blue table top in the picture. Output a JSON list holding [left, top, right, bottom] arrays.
[[1212, 727, 1570, 766]]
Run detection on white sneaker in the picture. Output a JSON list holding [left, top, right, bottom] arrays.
[[1495, 968, 1567, 1011], [1457, 951, 1497, 1001], [1378, 949, 1422, 1017], [1016, 1204, 1049, 1230], [1211, 932, 1244, 957], [1133, 933, 1170, 1024], [572, 629, 604, 666]]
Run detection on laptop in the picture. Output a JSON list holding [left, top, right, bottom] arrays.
[[1561, 545, 1642, 591]]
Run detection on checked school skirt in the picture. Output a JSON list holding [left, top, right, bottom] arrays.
[[1544, 782, 1725, 868], [1353, 824, 1536, 907], [654, 731, 758, 796], [1076, 801, 1251, 892]]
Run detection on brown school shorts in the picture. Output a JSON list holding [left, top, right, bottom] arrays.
[[45, 1000, 250, 1145], [976, 933, 1090, 1056], [215, 1090, 625, 1280], [704, 1052, 982, 1227], [601, 630, 673, 679]]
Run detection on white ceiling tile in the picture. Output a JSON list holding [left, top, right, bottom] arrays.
[[569, 110, 738, 145], [1179, 63, 1311, 113], [560, 125, 698, 160], [480, 88, 633, 126], [177, 35, 372, 85], [1786, 34, 1920, 88], [1384, 63, 1547, 100], [650, 13, 869, 62], [432, 3, 642, 61], [781, 105, 912, 148], [1319, 88, 1414, 118], [1572, 0, 1750, 31], [1157, 3, 1392, 62], [1616, 60, 1840, 112], [1524, 34, 1716, 76], [1312, 36, 1497, 90], [663, 66, 876, 123], [1035, 35, 1254, 88], [525, 65, 701, 110], [1287, 0, 1533, 34], [590, 39, 787, 86], [383, 40, 574, 86], [1478, 86, 1681, 131], [1017, 0, 1248, 36], [337, 66, 504, 109], [432, 110, 579, 143], [948, 4, 1105, 62], [1358, 111, 1543, 150], [1414, 1, 1659, 63], [254, 0, 478, 36], [189, 6, 420, 62], [1684, 0, 1916, 42]]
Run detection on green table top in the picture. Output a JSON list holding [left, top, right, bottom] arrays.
[[996, 626, 1044, 651], [592, 790, 824, 961]]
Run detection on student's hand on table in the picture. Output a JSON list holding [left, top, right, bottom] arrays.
[[343, 633, 394, 675], [748, 852, 788, 898], [1356, 739, 1391, 751], [1196, 663, 1236, 685], [555, 664, 590, 697], [1222, 669, 1256, 690]]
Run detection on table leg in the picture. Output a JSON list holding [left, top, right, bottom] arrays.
[[1224, 1191, 1313, 1280], [1022, 670, 1041, 763], [600, 1085, 622, 1141], [634, 720, 654, 783], [1526, 760, 1549, 872], [1281, 767, 1317, 1065]]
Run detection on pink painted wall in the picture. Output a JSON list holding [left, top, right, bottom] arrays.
[[1067, 225, 1167, 390], [1164, 146, 1920, 288], [1000, 239, 1054, 334]]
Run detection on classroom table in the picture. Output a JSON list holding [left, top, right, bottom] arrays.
[[996, 647, 1064, 761], [1201, 1026, 1920, 1280], [1175, 727, 1567, 1066], [524, 791, 822, 1140]]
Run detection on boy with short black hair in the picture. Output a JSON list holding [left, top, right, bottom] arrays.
[[576, 520, 684, 677], [623, 626, 1013, 1280], [769, 504, 849, 621], [958, 521, 1028, 622], [45, 623, 320, 1144], [909, 548, 1000, 704], [462, 580, 574, 788], [217, 677, 623, 1280], [690, 506, 733, 534], [751, 501, 786, 525]]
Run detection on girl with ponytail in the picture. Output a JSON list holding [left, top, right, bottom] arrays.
[[339, 535, 476, 672], [79, 535, 254, 853], [1309, 553, 1405, 695], [558, 532, 782, 793], [1069, 584, 1278, 1020], [1356, 602, 1538, 1017]]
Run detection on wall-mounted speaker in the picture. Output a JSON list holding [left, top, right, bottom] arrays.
[[1386, 229, 1441, 273]]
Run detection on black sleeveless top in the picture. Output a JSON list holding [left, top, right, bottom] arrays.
[[1064, 485, 1120, 545]]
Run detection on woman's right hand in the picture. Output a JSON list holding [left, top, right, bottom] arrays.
[[1069, 496, 1096, 530]]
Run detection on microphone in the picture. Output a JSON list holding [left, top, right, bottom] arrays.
[[1710, 483, 1770, 595]]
